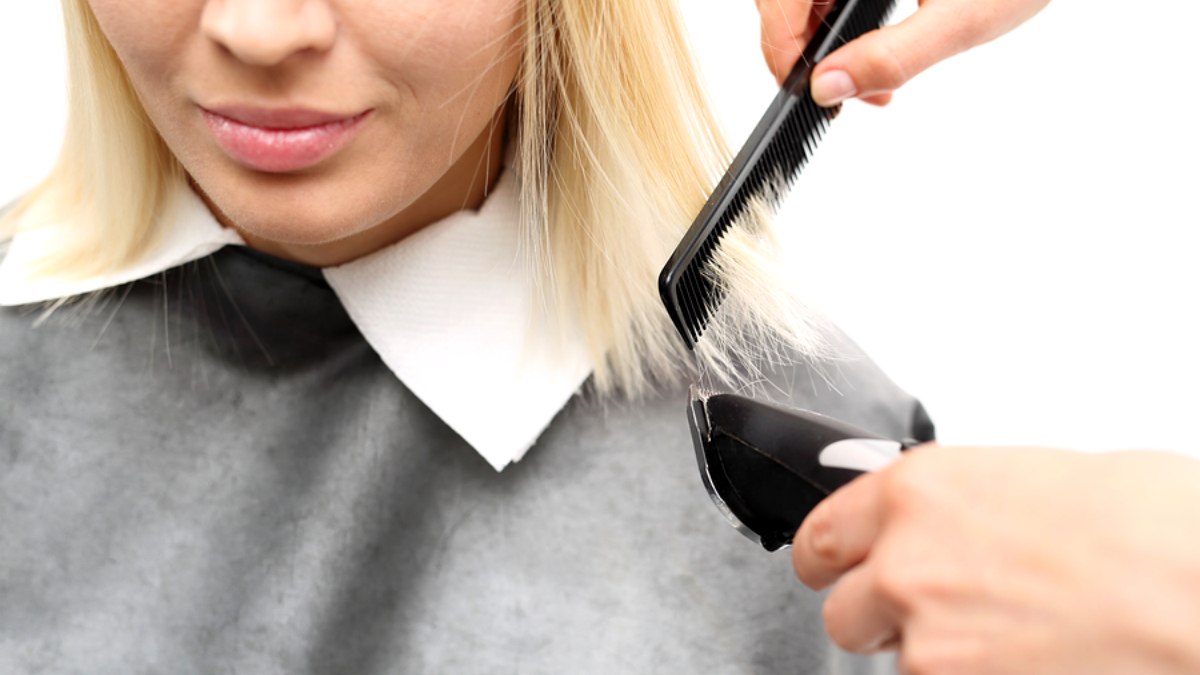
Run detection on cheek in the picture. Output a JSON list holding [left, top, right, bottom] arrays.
[[85, 0, 202, 147], [363, 1, 524, 138], [85, 0, 196, 78], [80, 0, 526, 245]]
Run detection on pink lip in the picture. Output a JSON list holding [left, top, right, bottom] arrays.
[[200, 106, 372, 173]]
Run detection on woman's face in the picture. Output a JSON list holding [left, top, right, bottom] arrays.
[[86, 0, 523, 260]]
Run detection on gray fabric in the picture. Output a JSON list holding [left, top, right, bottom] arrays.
[[0, 247, 925, 674]]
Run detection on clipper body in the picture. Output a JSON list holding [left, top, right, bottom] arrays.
[[689, 389, 911, 551]]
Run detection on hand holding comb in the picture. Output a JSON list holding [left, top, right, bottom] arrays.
[[659, 0, 899, 349]]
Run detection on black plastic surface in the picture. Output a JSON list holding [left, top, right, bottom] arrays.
[[692, 392, 893, 551]]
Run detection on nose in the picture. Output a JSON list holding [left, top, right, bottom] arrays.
[[201, 0, 337, 67]]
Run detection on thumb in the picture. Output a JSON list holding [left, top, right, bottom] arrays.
[[809, 4, 980, 107]]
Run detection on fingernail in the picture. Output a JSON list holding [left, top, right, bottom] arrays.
[[812, 70, 857, 106]]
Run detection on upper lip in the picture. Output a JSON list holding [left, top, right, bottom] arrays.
[[200, 105, 368, 130]]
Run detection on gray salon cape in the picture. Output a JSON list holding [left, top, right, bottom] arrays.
[[0, 246, 932, 674]]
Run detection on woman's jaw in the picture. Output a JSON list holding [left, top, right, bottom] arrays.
[[85, 0, 524, 267], [191, 103, 510, 268]]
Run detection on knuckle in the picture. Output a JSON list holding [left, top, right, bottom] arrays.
[[805, 508, 841, 564], [872, 563, 914, 609], [859, 33, 910, 91], [880, 458, 929, 512], [946, 11, 991, 52]]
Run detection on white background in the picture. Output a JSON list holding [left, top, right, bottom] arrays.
[[2, 2, 1197, 457], [679, 1, 1200, 457]]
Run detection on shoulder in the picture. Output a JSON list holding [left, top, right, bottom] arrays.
[[0, 282, 161, 409], [0, 303, 66, 424], [784, 326, 935, 443], [570, 320, 934, 453], [699, 324, 935, 444], [0, 303, 48, 360]]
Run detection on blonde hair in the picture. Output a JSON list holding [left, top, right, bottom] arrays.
[[1, 0, 182, 276], [1, 0, 830, 398]]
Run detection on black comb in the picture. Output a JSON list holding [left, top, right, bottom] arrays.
[[659, 0, 898, 349]]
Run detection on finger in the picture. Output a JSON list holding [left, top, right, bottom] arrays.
[[757, 0, 813, 85], [792, 470, 886, 590], [810, 3, 986, 107], [822, 561, 902, 653], [861, 92, 893, 106]]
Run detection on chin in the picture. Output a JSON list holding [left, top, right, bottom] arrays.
[[238, 212, 370, 246], [219, 176, 399, 244]]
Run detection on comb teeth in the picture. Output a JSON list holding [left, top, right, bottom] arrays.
[[659, 0, 898, 349]]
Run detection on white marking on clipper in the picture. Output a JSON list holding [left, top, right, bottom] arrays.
[[818, 439, 902, 473]]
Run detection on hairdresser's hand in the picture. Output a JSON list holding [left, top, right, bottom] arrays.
[[792, 444, 1200, 674], [755, 0, 1050, 106]]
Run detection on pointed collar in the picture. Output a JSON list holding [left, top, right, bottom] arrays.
[[0, 170, 593, 471]]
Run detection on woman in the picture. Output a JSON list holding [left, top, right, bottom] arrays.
[[0, 1, 930, 672], [9, 1, 1176, 674]]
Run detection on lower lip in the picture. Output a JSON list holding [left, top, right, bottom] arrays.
[[201, 109, 372, 173]]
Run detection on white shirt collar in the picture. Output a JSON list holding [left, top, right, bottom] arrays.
[[0, 169, 593, 471]]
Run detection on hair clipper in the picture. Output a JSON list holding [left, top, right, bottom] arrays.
[[688, 387, 920, 551]]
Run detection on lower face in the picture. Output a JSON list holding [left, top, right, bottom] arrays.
[[85, 0, 525, 248]]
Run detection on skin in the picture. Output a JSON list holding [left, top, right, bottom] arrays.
[[791, 445, 1200, 674], [86, 0, 523, 267], [755, 0, 1052, 107], [754, 2, 1200, 670]]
